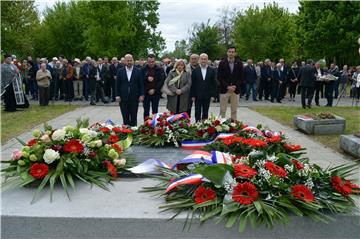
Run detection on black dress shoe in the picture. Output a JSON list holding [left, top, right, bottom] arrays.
[[253, 99, 258, 102], [90, 102, 96, 105]]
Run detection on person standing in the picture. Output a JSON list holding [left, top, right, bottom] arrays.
[[109, 57, 122, 102], [298, 59, 316, 108], [186, 54, 199, 117], [62, 59, 74, 102], [142, 54, 165, 120], [329, 63, 340, 99], [258, 59, 272, 101], [190, 53, 217, 122], [314, 62, 324, 106], [271, 63, 285, 103], [287, 62, 299, 101], [162, 59, 192, 114], [279, 58, 288, 100], [73, 58, 83, 100], [217, 46, 243, 121], [116, 54, 144, 126], [82, 57, 91, 101], [339, 65, 349, 97], [36, 63, 52, 106], [102, 57, 112, 100], [244, 59, 258, 101], [89, 60, 98, 105]]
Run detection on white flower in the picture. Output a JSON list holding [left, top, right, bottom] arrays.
[[40, 134, 51, 144], [114, 158, 127, 167], [43, 149, 60, 164], [215, 125, 222, 132], [52, 129, 66, 141], [284, 164, 294, 172], [222, 125, 230, 131], [266, 154, 277, 162], [230, 122, 236, 127], [80, 128, 90, 135], [95, 140, 102, 147]]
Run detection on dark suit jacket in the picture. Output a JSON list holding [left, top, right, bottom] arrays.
[[273, 69, 285, 84], [298, 65, 316, 87], [244, 65, 257, 84], [217, 57, 243, 94], [260, 65, 272, 81], [190, 66, 218, 99], [110, 63, 122, 81], [141, 64, 165, 95], [116, 66, 144, 102]]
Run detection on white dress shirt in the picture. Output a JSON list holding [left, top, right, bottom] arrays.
[[201, 66, 207, 80], [126, 66, 133, 82]]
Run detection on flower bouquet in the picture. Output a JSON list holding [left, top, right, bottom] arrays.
[[142, 148, 359, 232], [1, 119, 136, 203]]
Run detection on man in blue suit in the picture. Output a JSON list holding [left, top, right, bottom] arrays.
[[271, 63, 285, 103], [116, 54, 144, 126], [244, 59, 258, 101]]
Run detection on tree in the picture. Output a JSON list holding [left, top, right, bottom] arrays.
[[188, 19, 226, 60], [1, 0, 40, 58], [217, 7, 236, 47], [297, 1, 360, 66]]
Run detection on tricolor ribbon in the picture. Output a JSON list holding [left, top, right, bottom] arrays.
[[166, 112, 189, 123], [165, 174, 203, 193], [171, 150, 213, 169], [181, 133, 235, 149], [242, 126, 264, 136]]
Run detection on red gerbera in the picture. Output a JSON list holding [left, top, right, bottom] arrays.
[[284, 144, 302, 151], [112, 144, 123, 154], [109, 135, 119, 143], [63, 139, 84, 153], [264, 161, 287, 178], [234, 164, 257, 178], [100, 127, 110, 134], [291, 159, 304, 170], [232, 182, 259, 205], [265, 135, 282, 143], [121, 129, 133, 134], [30, 163, 49, 179], [207, 127, 216, 134], [104, 160, 118, 177], [112, 127, 122, 133], [242, 138, 268, 148], [27, 138, 37, 147], [194, 186, 217, 204], [291, 184, 315, 203], [331, 176, 353, 196], [213, 120, 221, 126]]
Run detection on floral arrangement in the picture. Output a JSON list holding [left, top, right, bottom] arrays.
[[304, 112, 337, 120], [1, 119, 136, 203], [133, 112, 192, 147], [142, 127, 359, 232]]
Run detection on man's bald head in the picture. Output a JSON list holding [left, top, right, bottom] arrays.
[[199, 53, 208, 67], [124, 54, 134, 68]]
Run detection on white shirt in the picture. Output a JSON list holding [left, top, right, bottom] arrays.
[[317, 68, 322, 76], [201, 66, 207, 80], [126, 66, 133, 82]]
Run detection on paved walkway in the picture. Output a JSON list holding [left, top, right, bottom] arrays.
[[2, 105, 357, 171]]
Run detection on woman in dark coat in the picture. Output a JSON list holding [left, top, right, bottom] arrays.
[[287, 62, 299, 101]]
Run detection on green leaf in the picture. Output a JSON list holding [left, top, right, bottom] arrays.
[[66, 173, 76, 191], [225, 212, 238, 228], [194, 164, 233, 186], [31, 173, 52, 204], [117, 135, 133, 150], [49, 172, 58, 202], [59, 172, 70, 200], [238, 212, 248, 232]]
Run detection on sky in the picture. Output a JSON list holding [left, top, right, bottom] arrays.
[[34, 0, 300, 52]]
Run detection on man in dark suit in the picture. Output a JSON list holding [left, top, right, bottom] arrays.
[[314, 61, 324, 106], [279, 58, 288, 100], [271, 63, 285, 103], [191, 53, 217, 122], [116, 54, 144, 126], [244, 59, 258, 101], [258, 59, 272, 101], [217, 46, 244, 121], [141, 54, 165, 120], [298, 59, 316, 108], [109, 57, 122, 102]]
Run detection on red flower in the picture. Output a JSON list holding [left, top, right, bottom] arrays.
[[265, 161, 287, 178], [104, 160, 118, 177], [30, 163, 49, 179], [331, 176, 353, 196], [140, 129, 147, 134], [157, 128, 164, 136], [89, 151, 97, 158], [100, 127, 110, 134], [222, 136, 243, 145], [149, 129, 155, 135], [265, 135, 282, 143], [121, 129, 133, 134], [242, 138, 268, 148], [291, 184, 315, 203], [63, 139, 84, 153], [213, 120, 221, 126], [234, 164, 257, 178], [197, 131, 204, 137], [112, 144, 123, 154], [232, 182, 259, 205], [207, 127, 216, 134], [112, 127, 122, 133], [284, 144, 302, 151], [241, 124, 248, 129], [109, 135, 119, 143], [291, 159, 304, 170], [27, 138, 37, 147], [194, 186, 217, 204]]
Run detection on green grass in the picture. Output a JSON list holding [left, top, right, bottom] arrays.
[[1, 104, 81, 144], [250, 106, 360, 155]]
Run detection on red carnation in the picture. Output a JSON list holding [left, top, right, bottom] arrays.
[[194, 186, 217, 204], [234, 164, 257, 178], [207, 127, 216, 134], [121, 129, 133, 134], [89, 151, 97, 158], [197, 131, 205, 137], [112, 127, 122, 133], [112, 144, 123, 154], [104, 160, 118, 177], [242, 138, 268, 148], [140, 129, 147, 134], [232, 182, 259, 205], [265, 135, 282, 143], [284, 144, 302, 152], [291, 159, 304, 170], [63, 139, 84, 153], [149, 129, 155, 135], [213, 120, 221, 126], [291, 184, 315, 203], [157, 128, 164, 136], [331, 176, 353, 196], [27, 138, 37, 147], [30, 163, 49, 179], [109, 135, 119, 143], [265, 161, 287, 178], [100, 127, 110, 134]]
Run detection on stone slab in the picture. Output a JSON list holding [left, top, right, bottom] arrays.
[[294, 115, 346, 135], [340, 135, 360, 158]]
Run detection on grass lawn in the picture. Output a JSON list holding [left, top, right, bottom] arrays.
[[1, 104, 81, 144], [250, 106, 360, 154]]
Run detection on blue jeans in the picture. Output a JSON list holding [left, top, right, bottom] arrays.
[[246, 82, 257, 100]]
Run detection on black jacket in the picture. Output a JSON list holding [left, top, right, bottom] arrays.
[[298, 65, 317, 87], [191, 66, 218, 99], [244, 64, 257, 84], [260, 65, 272, 81], [273, 68, 285, 85], [141, 64, 165, 95], [116, 66, 144, 102], [217, 57, 244, 94], [110, 63, 122, 81]]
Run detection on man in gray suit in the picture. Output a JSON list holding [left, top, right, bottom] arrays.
[[298, 59, 316, 109]]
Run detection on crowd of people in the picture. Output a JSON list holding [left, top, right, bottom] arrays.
[[1, 48, 360, 126]]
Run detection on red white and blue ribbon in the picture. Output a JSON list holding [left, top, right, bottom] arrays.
[[128, 158, 170, 174], [166, 112, 189, 123], [242, 126, 264, 136], [211, 151, 232, 165], [181, 133, 235, 149], [165, 174, 203, 193], [171, 151, 213, 169]]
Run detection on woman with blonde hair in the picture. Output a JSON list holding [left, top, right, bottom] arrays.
[[162, 59, 192, 114]]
